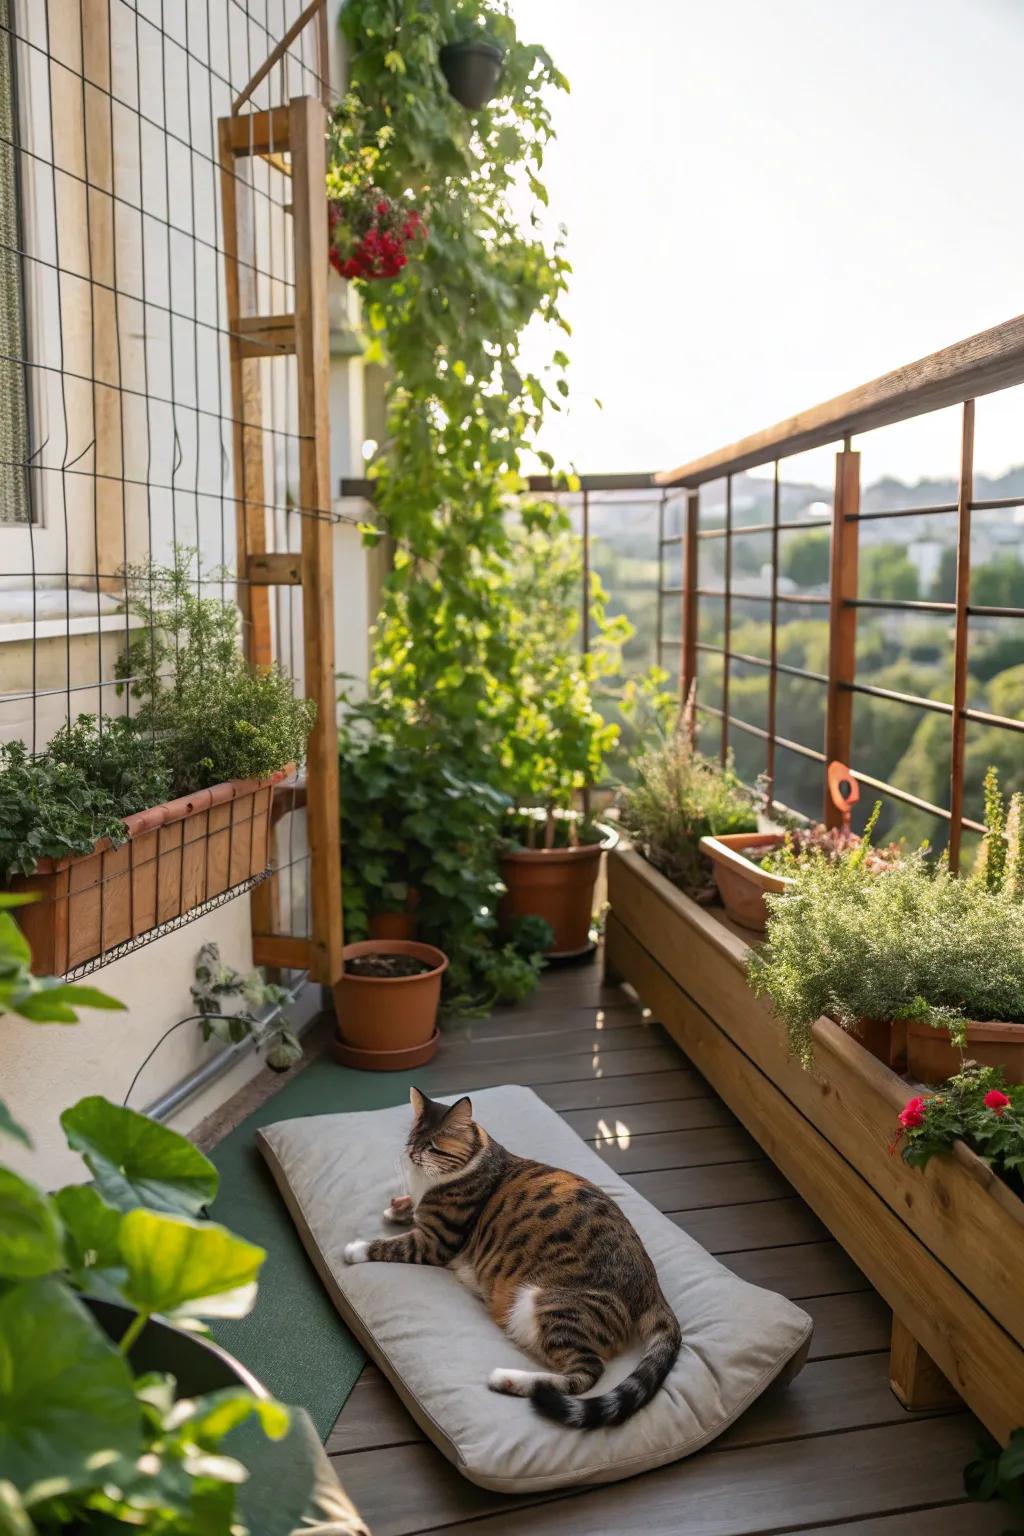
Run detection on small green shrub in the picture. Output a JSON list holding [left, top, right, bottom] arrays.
[[618, 713, 757, 896], [750, 851, 1024, 1066], [119, 550, 315, 795]]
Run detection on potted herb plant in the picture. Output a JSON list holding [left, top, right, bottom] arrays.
[[702, 801, 903, 932], [618, 706, 758, 902], [5, 550, 314, 974]]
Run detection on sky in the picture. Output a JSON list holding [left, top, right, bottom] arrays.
[[510, 0, 1024, 487]]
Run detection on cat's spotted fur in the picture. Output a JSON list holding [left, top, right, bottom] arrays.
[[343, 1087, 681, 1429]]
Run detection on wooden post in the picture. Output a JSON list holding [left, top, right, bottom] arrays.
[[681, 490, 699, 702], [889, 1315, 962, 1412], [948, 399, 975, 873], [218, 116, 272, 669], [290, 95, 343, 987], [824, 447, 860, 826], [765, 460, 780, 805], [720, 474, 732, 762]]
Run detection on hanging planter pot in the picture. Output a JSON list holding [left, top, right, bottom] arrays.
[[439, 38, 505, 110]]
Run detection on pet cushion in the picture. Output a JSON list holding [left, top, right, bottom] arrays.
[[258, 1085, 813, 1493]]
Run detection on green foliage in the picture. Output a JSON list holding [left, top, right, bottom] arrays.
[[191, 942, 301, 1073], [618, 711, 757, 896], [0, 1094, 291, 1533], [893, 1063, 1024, 1190], [965, 1425, 1024, 1526], [860, 542, 919, 601], [749, 852, 1024, 1066], [0, 895, 124, 1024], [0, 736, 141, 882], [119, 549, 315, 795], [780, 528, 830, 589]]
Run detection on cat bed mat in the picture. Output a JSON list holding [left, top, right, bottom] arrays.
[[258, 1084, 813, 1493]]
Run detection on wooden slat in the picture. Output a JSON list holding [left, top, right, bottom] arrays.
[[251, 932, 312, 970], [587, 1123, 758, 1174], [825, 449, 859, 823], [723, 1240, 868, 1301], [578, 1097, 734, 1140], [657, 312, 1024, 487], [791, 1508, 1011, 1536], [224, 106, 292, 156], [537, 1068, 707, 1112], [631, 1158, 792, 1212], [246, 552, 302, 586], [802, 1291, 892, 1360], [948, 399, 975, 872], [671, 1196, 829, 1255], [607, 851, 1024, 1349], [234, 312, 297, 358], [232, 0, 325, 111], [605, 904, 1024, 1440], [337, 1417, 988, 1536], [437, 1022, 660, 1068], [422, 1044, 683, 1096], [290, 96, 344, 986], [463, 1004, 650, 1040], [681, 489, 699, 698]]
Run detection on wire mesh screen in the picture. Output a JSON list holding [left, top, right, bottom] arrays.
[[1, 0, 330, 972]]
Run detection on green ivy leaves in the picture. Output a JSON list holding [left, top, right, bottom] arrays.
[[61, 1097, 219, 1216]]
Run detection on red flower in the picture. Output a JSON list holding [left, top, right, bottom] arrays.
[[984, 1088, 1012, 1116], [898, 1095, 927, 1130]]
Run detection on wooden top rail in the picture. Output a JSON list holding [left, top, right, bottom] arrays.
[[657, 312, 1024, 487], [339, 472, 660, 499]]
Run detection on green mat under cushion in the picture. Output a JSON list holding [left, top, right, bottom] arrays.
[[207, 1057, 426, 1440]]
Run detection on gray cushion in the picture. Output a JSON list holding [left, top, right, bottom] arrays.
[[258, 1085, 812, 1493]]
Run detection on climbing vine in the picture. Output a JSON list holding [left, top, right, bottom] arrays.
[[330, 1, 627, 998]]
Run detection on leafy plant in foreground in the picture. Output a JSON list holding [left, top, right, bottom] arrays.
[[964, 1426, 1024, 1531]]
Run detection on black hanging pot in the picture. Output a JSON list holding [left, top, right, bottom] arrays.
[[439, 38, 505, 110]]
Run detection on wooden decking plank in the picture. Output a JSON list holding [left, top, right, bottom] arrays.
[[723, 1240, 869, 1300], [463, 1004, 652, 1039], [632, 1158, 793, 1210], [671, 1197, 830, 1254], [326, 1348, 938, 1462], [437, 1022, 660, 1068], [337, 1417, 988, 1536], [538, 1068, 714, 1111], [422, 1043, 682, 1095], [803, 1290, 892, 1358], [565, 1095, 728, 1138], [783, 1507, 1011, 1536], [589, 1123, 758, 1174]]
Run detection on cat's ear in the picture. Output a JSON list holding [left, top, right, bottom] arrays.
[[410, 1086, 427, 1119], [441, 1095, 472, 1130]]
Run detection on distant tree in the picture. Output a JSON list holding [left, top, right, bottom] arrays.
[[930, 546, 957, 602], [860, 543, 919, 602], [973, 554, 1024, 610], [781, 528, 830, 590], [989, 664, 1024, 722]]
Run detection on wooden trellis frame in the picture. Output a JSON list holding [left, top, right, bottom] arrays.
[[218, 94, 343, 988]]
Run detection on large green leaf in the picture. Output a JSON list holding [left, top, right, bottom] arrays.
[[0, 1481, 32, 1536], [168, 1388, 289, 1445], [0, 1279, 140, 1506], [0, 1171, 63, 1280], [54, 1185, 125, 1297], [9, 980, 125, 1025], [0, 1101, 30, 1150], [60, 1097, 218, 1215], [118, 1210, 264, 1320]]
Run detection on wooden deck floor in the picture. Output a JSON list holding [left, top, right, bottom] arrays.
[[323, 964, 1008, 1536]]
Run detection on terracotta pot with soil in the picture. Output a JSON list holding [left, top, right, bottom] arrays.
[[700, 832, 794, 932], [9, 768, 290, 974], [332, 939, 447, 1071], [499, 822, 618, 959], [906, 1018, 1024, 1086], [368, 887, 420, 942]]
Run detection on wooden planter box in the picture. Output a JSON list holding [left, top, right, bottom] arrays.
[[606, 843, 1024, 1444], [10, 768, 289, 975]]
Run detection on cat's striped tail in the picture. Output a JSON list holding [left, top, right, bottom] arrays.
[[531, 1306, 681, 1430]]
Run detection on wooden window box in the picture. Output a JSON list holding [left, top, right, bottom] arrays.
[[8, 768, 290, 975], [606, 843, 1024, 1444]]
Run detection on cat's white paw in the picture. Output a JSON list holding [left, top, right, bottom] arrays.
[[344, 1239, 370, 1264], [488, 1368, 543, 1397], [383, 1195, 414, 1224]]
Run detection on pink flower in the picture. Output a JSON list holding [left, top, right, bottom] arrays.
[[984, 1088, 1012, 1116], [898, 1095, 927, 1131]]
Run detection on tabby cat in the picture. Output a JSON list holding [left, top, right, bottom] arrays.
[[343, 1087, 681, 1429]]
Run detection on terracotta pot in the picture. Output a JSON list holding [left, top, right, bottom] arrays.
[[847, 1015, 901, 1070], [499, 823, 617, 958], [906, 1017, 1024, 1086], [332, 939, 447, 1070], [368, 888, 420, 942], [700, 832, 793, 932], [8, 767, 290, 975]]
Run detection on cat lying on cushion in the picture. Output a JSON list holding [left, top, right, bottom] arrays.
[[344, 1086, 681, 1429]]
